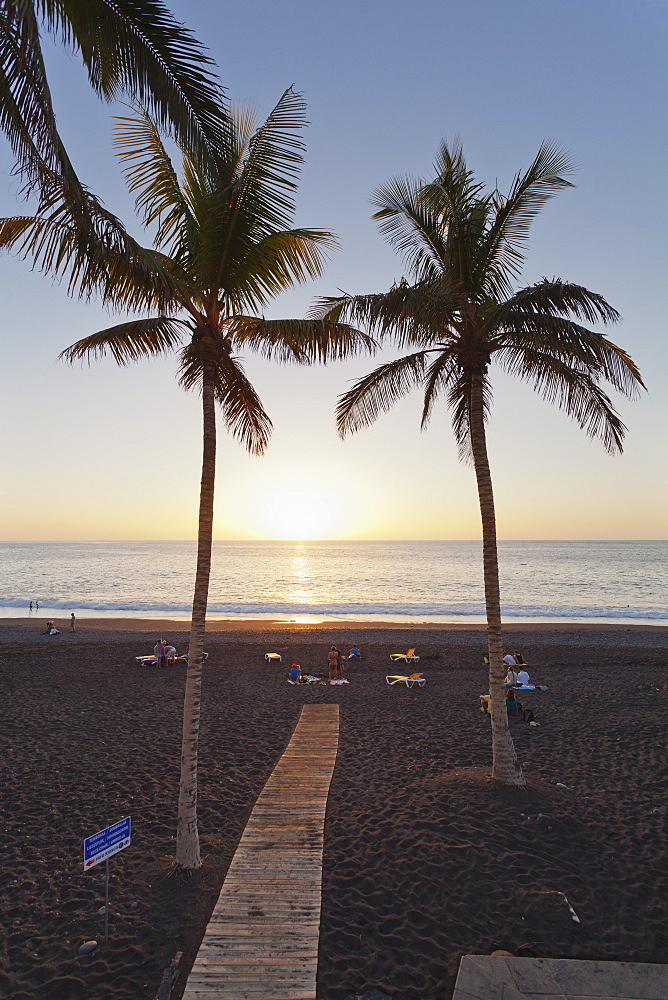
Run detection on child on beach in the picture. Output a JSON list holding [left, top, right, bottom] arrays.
[[505, 688, 520, 716], [289, 663, 303, 684], [153, 639, 166, 667]]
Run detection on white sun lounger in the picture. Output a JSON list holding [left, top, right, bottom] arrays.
[[134, 652, 208, 667], [264, 653, 282, 663], [386, 673, 426, 688]]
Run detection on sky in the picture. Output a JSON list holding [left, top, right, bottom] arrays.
[[1, 0, 666, 541]]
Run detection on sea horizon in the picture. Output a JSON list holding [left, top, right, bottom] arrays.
[[2, 539, 666, 627]]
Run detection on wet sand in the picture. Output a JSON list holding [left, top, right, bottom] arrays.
[[0, 621, 666, 1000]]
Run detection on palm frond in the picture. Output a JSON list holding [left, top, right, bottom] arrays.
[[38, 0, 228, 161], [420, 348, 459, 428], [113, 105, 195, 255], [499, 345, 628, 453], [0, 209, 178, 310], [228, 316, 377, 364], [490, 280, 643, 396], [228, 86, 307, 232], [372, 174, 447, 282], [60, 316, 186, 365], [481, 141, 574, 286], [312, 285, 455, 350], [336, 351, 433, 438], [0, 0, 69, 189], [178, 344, 272, 455], [217, 228, 338, 314]]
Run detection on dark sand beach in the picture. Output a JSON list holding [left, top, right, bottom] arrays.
[[0, 619, 666, 1000]]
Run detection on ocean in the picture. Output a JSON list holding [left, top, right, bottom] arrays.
[[0, 540, 666, 625]]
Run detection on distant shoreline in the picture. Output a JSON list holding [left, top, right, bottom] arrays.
[[1, 616, 665, 633]]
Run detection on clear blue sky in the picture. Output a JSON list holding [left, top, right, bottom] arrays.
[[1, 0, 666, 539]]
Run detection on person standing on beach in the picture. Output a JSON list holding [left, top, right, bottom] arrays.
[[70, 613, 76, 631], [35, 601, 39, 610], [154, 638, 166, 668], [29, 601, 33, 611], [327, 645, 340, 681]]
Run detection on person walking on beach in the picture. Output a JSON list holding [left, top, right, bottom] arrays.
[[70, 613, 76, 631], [29, 601, 33, 611], [154, 638, 166, 668]]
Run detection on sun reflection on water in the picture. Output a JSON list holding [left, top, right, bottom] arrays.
[[288, 547, 314, 604]]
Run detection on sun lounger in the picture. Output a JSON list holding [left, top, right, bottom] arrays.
[[264, 653, 282, 663], [135, 653, 208, 667], [386, 673, 425, 688], [389, 648, 420, 663]]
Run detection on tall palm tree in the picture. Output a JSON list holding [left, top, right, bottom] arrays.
[[0, 0, 228, 297], [316, 140, 644, 786], [0, 88, 373, 867]]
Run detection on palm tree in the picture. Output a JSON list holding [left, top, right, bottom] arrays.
[[316, 139, 644, 786], [0, 87, 373, 867], [0, 0, 228, 297]]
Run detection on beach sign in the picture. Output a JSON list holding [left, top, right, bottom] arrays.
[[83, 816, 131, 870]]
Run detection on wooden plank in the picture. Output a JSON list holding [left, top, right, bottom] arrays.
[[182, 704, 339, 1000]]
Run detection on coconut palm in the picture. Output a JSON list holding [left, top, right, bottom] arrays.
[[0, 88, 373, 867], [316, 139, 644, 786], [0, 0, 227, 297]]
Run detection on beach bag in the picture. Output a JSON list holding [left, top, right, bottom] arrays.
[[522, 707, 535, 723]]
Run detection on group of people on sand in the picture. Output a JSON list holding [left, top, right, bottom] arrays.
[[153, 638, 178, 667], [41, 614, 76, 635], [503, 650, 531, 688], [288, 643, 362, 686]]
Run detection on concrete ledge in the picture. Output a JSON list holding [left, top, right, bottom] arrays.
[[452, 956, 668, 1000]]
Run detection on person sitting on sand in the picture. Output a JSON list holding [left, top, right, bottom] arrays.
[[154, 639, 166, 668], [504, 666, 518, 687], [289, 663, 304, 684], [503, 651, 517, 667], [43, 620, 56, 634], [505, 688, 520, 717], [514, 649, 525, 665], [517, 667, 530, 686], [348, 644, 362, 660]]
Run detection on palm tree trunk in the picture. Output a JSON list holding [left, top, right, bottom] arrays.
[[175, 361, 217, 867], [469, 374, 525, 787]]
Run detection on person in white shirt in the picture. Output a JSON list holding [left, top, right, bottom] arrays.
[[503, 652, 517, 666], [517, 668, 530, 686], [164, 644, 177, 665]]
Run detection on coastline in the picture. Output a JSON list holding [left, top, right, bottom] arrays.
[[2, 616, 666, 634]]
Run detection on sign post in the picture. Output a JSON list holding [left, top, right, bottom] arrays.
[[83, 817, 131, 942]]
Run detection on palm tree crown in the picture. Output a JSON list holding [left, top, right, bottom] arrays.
[[316, 139, 644, 785], [0, 0, 228, 298]]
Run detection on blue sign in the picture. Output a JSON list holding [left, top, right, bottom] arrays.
[[83, 817, 131, 870]]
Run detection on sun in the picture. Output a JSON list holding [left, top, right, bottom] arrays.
[[224, 467, 366, 540], [260, 486, 340, 540]]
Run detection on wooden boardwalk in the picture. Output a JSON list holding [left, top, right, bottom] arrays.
[[182, 703, 340, 999]]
